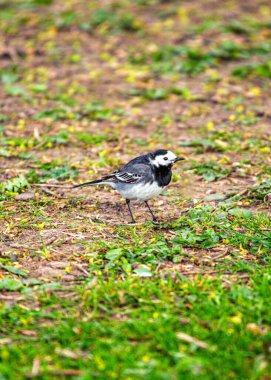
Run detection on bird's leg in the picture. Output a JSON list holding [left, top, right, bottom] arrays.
[[145, 201, 158, 222], [126, 199, 136, 224]]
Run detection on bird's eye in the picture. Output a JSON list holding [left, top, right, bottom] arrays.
[[164, 157, 168, 161]]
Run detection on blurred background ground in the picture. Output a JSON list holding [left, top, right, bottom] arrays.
[[0, 1, 271, 379]]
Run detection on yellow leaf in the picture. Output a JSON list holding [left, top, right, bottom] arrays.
[[142, 355, 150, 362], [206, 121, 214, 130], [230, 315, 242, 324]]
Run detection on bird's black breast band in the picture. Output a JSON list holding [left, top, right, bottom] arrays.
[[153, 165, 172, 187]]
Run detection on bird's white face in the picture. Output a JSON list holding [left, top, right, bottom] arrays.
[[151, 150, 177, 167]]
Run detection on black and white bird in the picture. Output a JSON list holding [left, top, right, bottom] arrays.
[[74, 149, 184, 223]]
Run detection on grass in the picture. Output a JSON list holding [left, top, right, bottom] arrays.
[[0, 272, 270, 379], [0, 0, 271, 379], [0, 206, 270, 378]]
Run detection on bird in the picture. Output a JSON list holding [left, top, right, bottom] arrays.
[[74, 149, 184, 223]]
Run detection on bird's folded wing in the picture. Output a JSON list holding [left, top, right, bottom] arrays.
[[114, 163, 152, 184], [115, 172, 141, 183]]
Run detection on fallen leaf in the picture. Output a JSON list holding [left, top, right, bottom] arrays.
[[134, 265, 153, 277], [21, 330, 37, 337], [246, 323, 268, 335], [15, 191, 35, 201], [0, 338, 13, 345], [55, 348, 79, 359], [176, 332, 209, 349]]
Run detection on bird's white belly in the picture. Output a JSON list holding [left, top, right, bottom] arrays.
[[118, 182, 164, 201]]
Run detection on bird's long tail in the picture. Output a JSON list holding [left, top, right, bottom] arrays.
[[74, 179, 107, 187], [74, 177, 113, 188]]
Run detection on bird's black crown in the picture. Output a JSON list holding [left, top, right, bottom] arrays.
[[150, 149, 168, 158]]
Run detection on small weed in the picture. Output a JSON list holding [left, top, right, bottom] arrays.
[[179, 138, 224, 152], [245, 180, 271, 201], [74, 133, 108, 145], [33, 108, 74, 120], [128, 87, 169, 100], [232, 62, 271, 79], [0, 174, 29, 200], [2, 174, 29, 193], [187, 161, 231, 182], [83, 8, 142, 33], [27, 163, 78, 182]]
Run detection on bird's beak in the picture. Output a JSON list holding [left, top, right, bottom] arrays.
[[174, 157, 185, 163]]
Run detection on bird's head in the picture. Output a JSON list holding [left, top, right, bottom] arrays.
[[149, 149, 185, 168]]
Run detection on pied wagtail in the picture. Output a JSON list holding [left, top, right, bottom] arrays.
[[74, 149, 184, 223]]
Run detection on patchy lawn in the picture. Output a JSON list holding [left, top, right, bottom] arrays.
[[0, 0, 271, 379]]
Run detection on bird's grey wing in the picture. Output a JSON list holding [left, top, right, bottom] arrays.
[[114, 163, 152, 184]]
